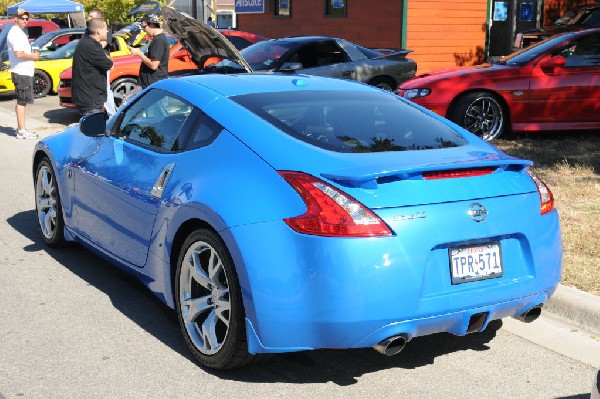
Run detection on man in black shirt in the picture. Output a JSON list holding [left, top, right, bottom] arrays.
[[129, 14, 169, 89], [72, 18, 113, 116]]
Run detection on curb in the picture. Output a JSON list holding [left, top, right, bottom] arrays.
[[544, 284, 600, 336]]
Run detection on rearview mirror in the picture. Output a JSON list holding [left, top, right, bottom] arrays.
[[279, 62, 303, 72], [540, 55, 566, 72], [79, 112, 107, 136]]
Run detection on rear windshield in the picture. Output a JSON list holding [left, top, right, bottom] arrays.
[[232, 90, 467, 153]]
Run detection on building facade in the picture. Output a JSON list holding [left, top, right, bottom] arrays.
[[175, 0, 598, 73]]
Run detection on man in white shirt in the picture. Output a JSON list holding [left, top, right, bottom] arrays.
[[7, 9, 40, 139]]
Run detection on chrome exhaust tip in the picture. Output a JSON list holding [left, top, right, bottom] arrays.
[[515, 304, 543, 323], [373, 335, 407, 356]]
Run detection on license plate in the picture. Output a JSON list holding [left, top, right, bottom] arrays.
[[449, 243, 503, 284]]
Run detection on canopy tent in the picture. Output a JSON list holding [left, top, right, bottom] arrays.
[[7, 0, 83, 14], [6, 0, 85, 27]]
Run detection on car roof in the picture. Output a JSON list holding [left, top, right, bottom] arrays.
[[153, 72, 378, 99], [266, 36, 340, 44]]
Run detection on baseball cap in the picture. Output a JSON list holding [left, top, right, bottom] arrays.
[[17, 9, 30, 17]]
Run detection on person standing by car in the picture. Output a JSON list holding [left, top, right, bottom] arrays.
[[7, 9, 40, 139], [128, 14, 169, 89], [72, 18, 113, 116], [87, 7, 116, 116]]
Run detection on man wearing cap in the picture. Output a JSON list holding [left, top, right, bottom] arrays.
[[128, 14, 169, 89], [7, 9, 40, 139]]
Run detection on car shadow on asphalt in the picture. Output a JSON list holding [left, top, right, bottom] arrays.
[[10, 209, 511, 386], [44, 107, 80, 126]]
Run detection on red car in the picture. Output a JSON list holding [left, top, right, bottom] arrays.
[[396, 28, 600, 141], [0, 18, 60, 42], [58, 29, 266, 108]]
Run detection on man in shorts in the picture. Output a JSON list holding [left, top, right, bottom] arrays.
[[7, 9, 40, 139]]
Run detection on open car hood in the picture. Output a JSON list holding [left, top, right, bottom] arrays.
[[162, 6, 252, 73], [127, 1, 161, 17]]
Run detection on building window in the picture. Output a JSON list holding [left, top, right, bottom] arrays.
[[325, 0, 347, 18], [274, 0, 291, 17]]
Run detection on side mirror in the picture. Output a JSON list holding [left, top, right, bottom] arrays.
[[279, 62, 303, 72], [540, 55, 566, 72], [79, 112, 107, 136]]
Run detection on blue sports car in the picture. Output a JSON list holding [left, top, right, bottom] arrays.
[[32, 62, 562, 370]]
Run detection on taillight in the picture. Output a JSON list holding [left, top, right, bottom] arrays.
[[279, 171, 393, 237], [526, 167, 554, 215]]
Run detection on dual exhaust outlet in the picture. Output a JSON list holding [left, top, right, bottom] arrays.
[[372, 304, 543, 356]]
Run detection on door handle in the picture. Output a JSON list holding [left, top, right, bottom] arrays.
[[151, 163, 176, 199]]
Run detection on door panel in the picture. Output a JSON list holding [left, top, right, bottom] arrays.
[[529, 32, 600, 125]]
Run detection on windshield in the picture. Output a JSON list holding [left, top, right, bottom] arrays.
[[208, 40, 295, 72], [496, 32, 578, 66], [232, 90, 467, 153], [44, 40, 78, 60], [552, 7, 600, 26], [31, 31, 57, 48]]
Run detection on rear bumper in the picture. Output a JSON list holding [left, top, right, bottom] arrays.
[[245, 290, 553, 353]]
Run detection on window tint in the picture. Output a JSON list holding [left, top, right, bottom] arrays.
[[240, 40, 294, 70], [226, 35, 252, 50], [232, 90, 467, 153], [288, 41, 346, 68], [116, 89, 195, 152], [25, 26, 44, 40], [183, 115, 224, 149], [556, 33, 600, 67]]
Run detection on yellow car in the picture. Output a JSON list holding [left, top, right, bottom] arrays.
[[0, 35, 129, 98]]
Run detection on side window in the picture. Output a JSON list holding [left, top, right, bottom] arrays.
[[25, 26, 43, 41], [227, 36, 252, 50], [116, 89, 194, 152], [291, 42, 347, 69], [182, 114, 224, 150], [559, 34, 600, 67]]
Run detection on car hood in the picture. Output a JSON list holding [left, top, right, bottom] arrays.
[[520, 24, 586, 36], [162, 6, 252, 73], [400, 63, 510, 87]]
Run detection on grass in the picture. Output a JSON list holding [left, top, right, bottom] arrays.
[[494, 131, 600, 295]]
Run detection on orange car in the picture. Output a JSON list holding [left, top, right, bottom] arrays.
[[58, 30, 266, 108]]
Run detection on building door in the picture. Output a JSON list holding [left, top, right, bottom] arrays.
[[488, 0, 541, 59]]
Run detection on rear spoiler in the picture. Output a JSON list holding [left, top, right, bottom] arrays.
[[371, 49, 413, 60], [321, 159, 532, 189]]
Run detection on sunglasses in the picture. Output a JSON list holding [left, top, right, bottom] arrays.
[[19, 17, 29, 21]]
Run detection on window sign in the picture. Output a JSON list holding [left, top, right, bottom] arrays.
[[326, 0, 347, 17], [493, 2, 508, 21], [235, 0, 265, 14], [520, 3, 533, 21], [276, 0, 290, 16]]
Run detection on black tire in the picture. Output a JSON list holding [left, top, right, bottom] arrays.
[[448, 92, 507, 141], [33, 69, 51, 98], [34, 157, 65, 247], [175, 229, 261, 370], [110, 77, 138, 108], [368, 76, 397, 92]]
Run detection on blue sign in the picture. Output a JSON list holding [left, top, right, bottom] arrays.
[[235, 0, 265, 14], [520, 3, 534, 21]]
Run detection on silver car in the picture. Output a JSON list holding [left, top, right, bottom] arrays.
[[163, 7, 416, 91]]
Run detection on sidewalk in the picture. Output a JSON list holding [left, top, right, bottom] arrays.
[[545, 284, 600, 336]]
